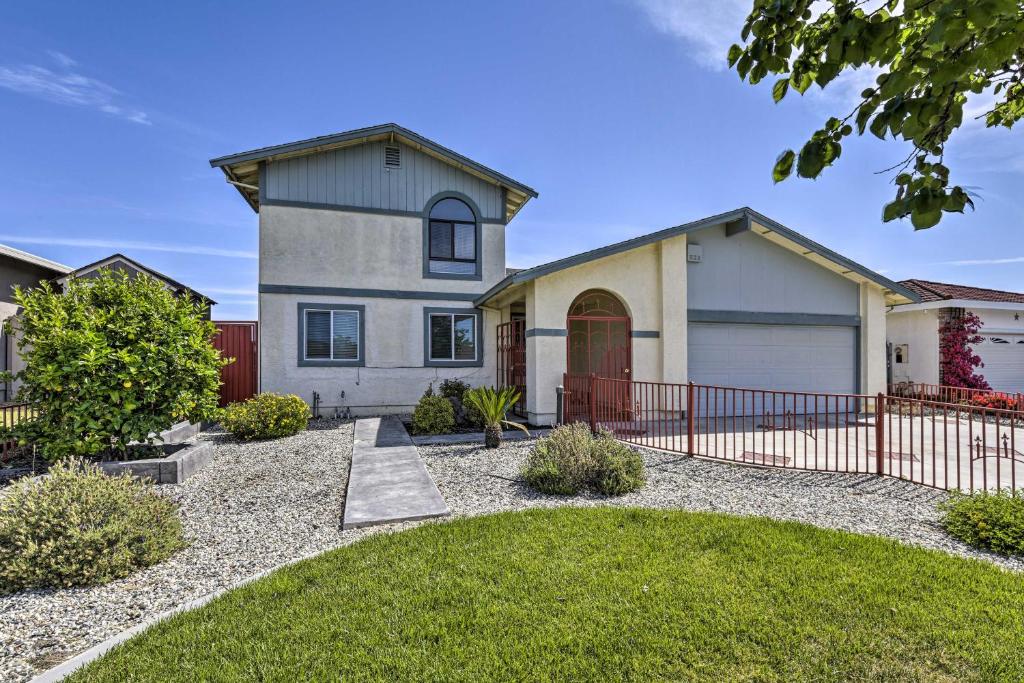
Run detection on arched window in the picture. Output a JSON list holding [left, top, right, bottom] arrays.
[[427, 197, 476, 276], [568, 289, 628, 318]]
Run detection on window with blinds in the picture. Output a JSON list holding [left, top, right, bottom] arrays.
[[429, 312, 477, 361], [428, 197, 476, 276], [305, 309, 360, 361]]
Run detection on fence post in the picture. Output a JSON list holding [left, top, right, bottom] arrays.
[[875, 392, 885, 476], [555, 385, 564, 425], [588, 373, 597, 433], [686, 382, 695, 455]]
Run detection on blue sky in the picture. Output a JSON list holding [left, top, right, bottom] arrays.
[[1, 1, 1020, 320]]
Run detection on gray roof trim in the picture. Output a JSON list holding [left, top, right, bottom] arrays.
[[209, 123, 538, 199], [62, 253, 216, 304], [0, 243, 72, 274], [474, 207, 920, 306]]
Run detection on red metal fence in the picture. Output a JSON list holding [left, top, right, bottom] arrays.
[[889, 382, 1023, 408], [563, 375, 1024, 493], [212, 322, 258, 407], [497, 320, 526, 415]]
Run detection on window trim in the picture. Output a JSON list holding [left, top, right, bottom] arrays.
[[423, 306, 484, 367], [296, 302, 366, 367], [422, 191, 483, 281]]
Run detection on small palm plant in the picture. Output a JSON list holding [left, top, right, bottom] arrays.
[[464, 386, 529, 448]]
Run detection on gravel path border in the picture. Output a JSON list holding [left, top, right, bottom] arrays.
[[0, 419, 371, 683], [8, 428, 1021, 682], [420, 439, 1024, 572]]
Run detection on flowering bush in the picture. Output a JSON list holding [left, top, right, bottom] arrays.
[[967, 393, 1022, 413], [939, 311, 990, 390], [220, 393, 310, 440]]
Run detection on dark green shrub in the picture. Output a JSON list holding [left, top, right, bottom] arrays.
[[591, 430, 646, 496], [411, 394, 455, 435], [524, 423, 645, 497], [3, 269, 227, 461], [438, 379, 471, 400], [221, 393, 310, 440], [0, 458, 185, 592], [940, 490, 1024, 556], [461, 389, 485, 429], [523, 423, 596, 495]]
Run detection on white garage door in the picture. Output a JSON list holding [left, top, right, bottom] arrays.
[[975, 334, 1024, 394], [688, 323, 856, 414]]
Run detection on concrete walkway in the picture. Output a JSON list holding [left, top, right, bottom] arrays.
[[342, 417, 450, 530]]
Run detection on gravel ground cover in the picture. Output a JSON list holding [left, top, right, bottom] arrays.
[[0, 419, 364, 683], [420, 438, 1024, 572], [5, 425, 1020, 682]]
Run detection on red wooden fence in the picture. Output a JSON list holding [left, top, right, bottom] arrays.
[[213, 322, 258, 407]]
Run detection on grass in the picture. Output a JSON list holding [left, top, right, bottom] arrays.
[[71, 508, 1024, 682]]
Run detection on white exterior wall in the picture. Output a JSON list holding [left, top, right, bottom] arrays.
[[259, 204, 503, 414], [859, 283, 888, 396], [525, 238, 686, 424], [886, 308, 941, 385]]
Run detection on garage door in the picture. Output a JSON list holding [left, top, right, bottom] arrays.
[[975, 334, 1024, 394], [688, 323, 856, 415]]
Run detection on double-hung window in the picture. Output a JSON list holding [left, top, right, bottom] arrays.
[[427, 197, 477, 277], [298, 303, 364, 366], [424, 308, 481, 366]]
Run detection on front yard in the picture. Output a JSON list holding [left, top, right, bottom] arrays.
[[69, 507, 1024, 681], [4, 428, 1022, 681]]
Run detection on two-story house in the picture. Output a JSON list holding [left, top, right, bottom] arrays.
[[211, 123, 918, 424]]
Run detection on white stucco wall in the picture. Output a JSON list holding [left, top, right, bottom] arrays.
[[886, 308, 941, 385], [261, 293, 497, 414], [259, 204, 503, 414], [260, 204, 505, 293]]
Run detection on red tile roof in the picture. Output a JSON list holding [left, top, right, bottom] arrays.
[[900, 279, 1024, 304]]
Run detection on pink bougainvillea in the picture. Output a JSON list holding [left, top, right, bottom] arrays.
[[939, 310, 991, 389]]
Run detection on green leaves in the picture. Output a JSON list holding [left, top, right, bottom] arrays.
[[773, 150, 796, 182], [772, 78, 789, 102], [728, 0, 1024, 230]]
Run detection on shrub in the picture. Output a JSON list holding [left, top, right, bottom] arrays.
[[411, 394, 455, 435], [591, 430, 646, 496], [438, 379, 471, 400], [461, 389, 485, 429], [464, 386, 527, 448], [220, 393, 310, 440], [0, 458, 185, 592], [966, 393, 1021, 413], [524, 423, 646, 497], [3, 269, 227, 461], [939, 490, 1024, 556], [523, 423, 597, 495]]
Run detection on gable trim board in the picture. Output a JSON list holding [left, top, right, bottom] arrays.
[[59, 253, 215, 304], [259, 198, 507, 225], [475, 207, 918, 308], [211, 123, 538, 220]]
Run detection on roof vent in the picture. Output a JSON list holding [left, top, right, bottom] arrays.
[[384, 145, 401, 169]]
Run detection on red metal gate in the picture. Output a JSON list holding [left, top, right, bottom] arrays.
[[213, 321, 258, 407], [497, 319, 526, 415], [565, 313, 632, 423]]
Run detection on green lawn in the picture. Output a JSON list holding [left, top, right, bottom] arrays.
[[72, 508, 1024, 682]]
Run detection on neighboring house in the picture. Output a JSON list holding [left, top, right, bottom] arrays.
[[211, 123, 917, 423], [1, 249, 215, 402], [55, 253, 216, 317], [888, 279, 1024, 393], [0, 244, 72, 402]]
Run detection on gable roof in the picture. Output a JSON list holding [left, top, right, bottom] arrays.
[[62, 253, 216, 304], [209, 123, 538, 220], [475, 207, 920, 307], [900, 279, 1024, 304], [0, 243, 71, 275]]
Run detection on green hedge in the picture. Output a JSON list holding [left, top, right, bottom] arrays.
[[0, 459, 185, 592], [221, 393, 310, 440], [940, 490, 1024, 556]]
